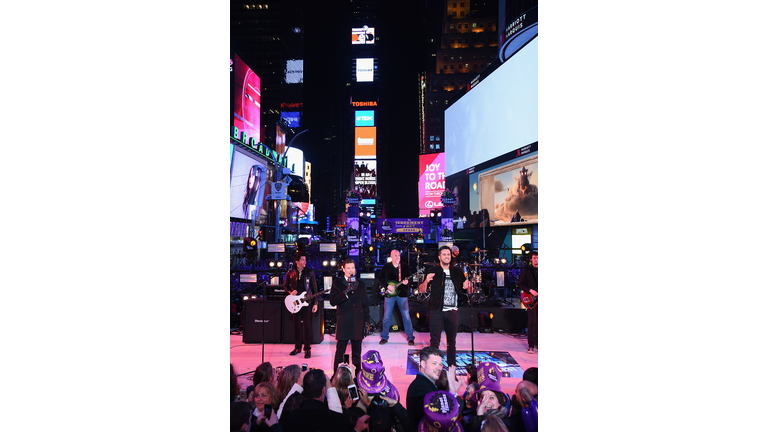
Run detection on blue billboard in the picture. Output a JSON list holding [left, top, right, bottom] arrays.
[[355, 110, 375, 127], [281, 111, 301, 128]]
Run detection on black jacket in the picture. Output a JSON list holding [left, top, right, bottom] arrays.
[[283, 267, 319, 308], [405, 373, 438, 429], [517, 263, 538, 294], [422, 265, 468, 312], [377, 261, 412, 297], [330, 276, 370, 341], [279, 398, 355, 432]]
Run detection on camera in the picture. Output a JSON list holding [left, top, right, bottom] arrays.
[[264, 404, 272, 419], [302, 364, 308, 371], [371, 394, 388, 407]]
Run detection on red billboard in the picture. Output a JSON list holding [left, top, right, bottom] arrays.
[[232, 54, 261, 143], [419, 153, 445, 216]]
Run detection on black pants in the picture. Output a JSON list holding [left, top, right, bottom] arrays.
[[527, 307, 538, 348], [429, 309, 459, 366], [333, 339, 362, 374], [293, 307, 313, 351]]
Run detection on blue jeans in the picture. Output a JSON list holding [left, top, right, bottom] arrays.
[[381, 296, 414, 341]]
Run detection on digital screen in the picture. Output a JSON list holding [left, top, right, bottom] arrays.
[[355, 110, 375, 127], [286, 147, 304, 178], [230, 147, 269, 221], [319, 243, 337, 253], [276, 124, 286, 155], [281, 111, 301, 128], [355, 58, 374, 82], [352, 26, 375, 44], [438, 241, 454, 249], [267, 243, 285, 253], [354, 159, 377, 199], [284, 59, 303, 84], [232, 54, 261, 144], [446, 145, 538, 228], [419, 153, 445, 216], [355, 127, 376, 158], [512, 234, 532, 248], [444, 37, 537, 177]]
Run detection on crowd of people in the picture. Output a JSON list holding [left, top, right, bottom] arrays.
[[231, 347, 538, 432]]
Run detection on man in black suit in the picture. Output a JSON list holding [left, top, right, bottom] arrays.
[[330, 258, 370, 373], [405, 346, 464, 430], [280, 369, 370, 432]]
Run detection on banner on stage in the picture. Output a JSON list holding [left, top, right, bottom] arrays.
[[377, 218, 429, 234]]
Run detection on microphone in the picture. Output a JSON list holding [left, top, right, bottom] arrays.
[[488, 231, 493, 237]]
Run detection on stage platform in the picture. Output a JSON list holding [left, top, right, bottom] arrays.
[[230, 330, 537, 411]]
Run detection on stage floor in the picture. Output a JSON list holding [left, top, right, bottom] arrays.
[[230, 330, 537, 410]]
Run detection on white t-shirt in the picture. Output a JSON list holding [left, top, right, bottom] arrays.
[[442, 268, 458, 312]]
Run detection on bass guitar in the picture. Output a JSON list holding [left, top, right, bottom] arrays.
[[284, 289, 328, 314], [520, 291, 538, 309]]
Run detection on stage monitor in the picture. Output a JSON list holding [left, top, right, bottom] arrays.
[[444, 36, 537, 177], [359, 273, 376, 279], [319, 243, 337, 253], [267, 243, 285, 253], [438, 241, 454, 249]]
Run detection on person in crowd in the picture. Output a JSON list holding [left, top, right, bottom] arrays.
[[252, 407, 282, 432], [377, 249, 415, 346], [275, 365, 301, 407], [462, 362, 511, 432], [278, 367, 346, 418], [284, 252, 319, 358], [406, 346, 464, 429], [509, 380, 538, 432], [331, 258, 370, 373], [332, 363, 357, 411], [231, 364, 239, 403], [522, 367, 537, 386], [231, 401, 252, 431], [418, 246, 473, 366], [518, 251, 538, 354], [279, 369, 370, 432], [253, 362, 277, 386], [480, 414, 507, 432], [250, 382, 279, 431]]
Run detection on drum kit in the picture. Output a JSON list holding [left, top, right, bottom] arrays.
[[408, 248, 496, 304]]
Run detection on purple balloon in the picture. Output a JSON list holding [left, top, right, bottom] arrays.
[[522, 398, 538, 432]]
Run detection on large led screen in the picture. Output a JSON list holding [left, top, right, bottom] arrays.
[[230, 147, 269, 222], [286, 147, 304, 178], [419, 153, 445, 216], [444, 36, 537, 177], [446, 144, 538, 228], [355, 58, 374, 82], [354, 159, 377, 199], [352, 26, 375, 44], [232, 54, 261, 144], [355, 127, 376, 158], [285, 59, 303, 84], [355, 110, 375, 127]]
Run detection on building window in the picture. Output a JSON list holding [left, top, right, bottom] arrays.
[[473, 23, 477, 28], [453, 2, 457, 7], [450, 65, 454, 69], [466, 63, 469, 68], [474, 64, 478, 69], [450, 23, 454, 29], [443, 65, 447, 70], [460, 2, 464, 6], [443, 56, 447, 61], [451, 56, 454, 60], [460, 11, 464, 17], [458, 39, 462, 44], [458, 64, 462, 69], [430, 136, 434, 141]]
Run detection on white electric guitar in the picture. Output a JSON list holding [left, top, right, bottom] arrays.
[[284, 289, 329, 314]]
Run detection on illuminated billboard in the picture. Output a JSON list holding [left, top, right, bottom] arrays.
[[354, 159, 377, 199], [230, 147, 269, 222], [355, 127, 376, 158], [285, 59, 303, 84], [304, 161, 312, 202], [286, 147, 304, 178], [419, 153, 445, 216], [352, 26, 375, 44], [232, 54, 261, 143], [281, 111, 301, 128], [355, 110, 375, 127], [355, 58, 374, 82]]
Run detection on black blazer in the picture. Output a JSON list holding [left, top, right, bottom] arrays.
[[279, 398, 355, 432], [330, 276, 370, 341], [405, 373, 438, 429], [517, 263, 537, 294], [422, 265, 468, 311]]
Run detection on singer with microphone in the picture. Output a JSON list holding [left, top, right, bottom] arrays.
[[330, 258, 370, 373]]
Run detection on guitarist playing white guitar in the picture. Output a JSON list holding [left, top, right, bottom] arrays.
[[283, 252, 318, 358]]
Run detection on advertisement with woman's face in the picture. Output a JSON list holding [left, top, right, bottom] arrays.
[[230, 148, 267, 221]]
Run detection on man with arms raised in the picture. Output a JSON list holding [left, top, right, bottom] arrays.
[[418, 245, 472, 366], [405, 346, 464, 429]]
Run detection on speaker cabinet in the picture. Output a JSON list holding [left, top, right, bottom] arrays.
[[243, 299, 283, 343], [282, 303, 325, 344]]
